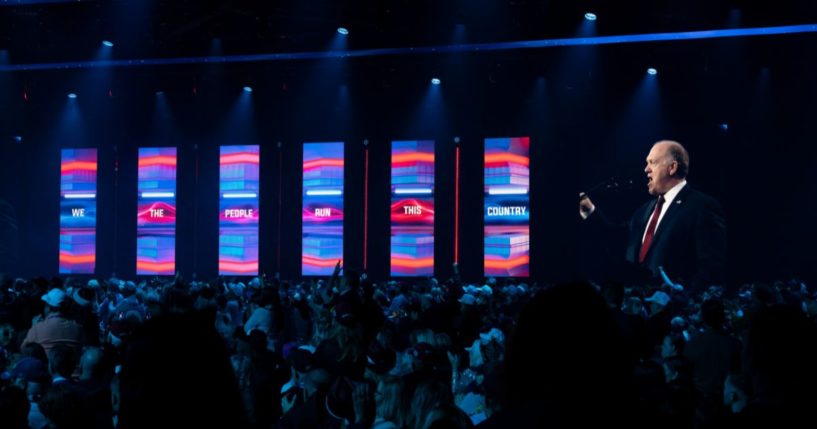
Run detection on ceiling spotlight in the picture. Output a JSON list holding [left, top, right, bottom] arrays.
[[243, 86, 253, 93], [337, 27, 349, 35], [67, 93, 77, 99], [102, 40, 114, 47], [431, 78, 441, 85], [647, 68, 658, 75], [155, 91, 164, 96], [584, 13, 597, 21]]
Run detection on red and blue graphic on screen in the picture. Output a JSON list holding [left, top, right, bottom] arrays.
[[302, 142, 344, 276], [136, 147, 177, 275], [219, 145, 260, 275], [391, 140, 435, 276], [59, 148, 97, 274], [484, 137, 530, 277]]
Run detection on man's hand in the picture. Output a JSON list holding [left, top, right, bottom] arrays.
[[579, 192, 596, 220]]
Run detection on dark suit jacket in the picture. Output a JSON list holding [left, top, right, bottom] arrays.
[[628, 185, 727, 290], [593, 185, 727, 291]]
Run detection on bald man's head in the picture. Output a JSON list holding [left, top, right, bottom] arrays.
[[645, 140, 689, 196]]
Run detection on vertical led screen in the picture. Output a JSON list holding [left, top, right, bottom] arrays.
[[302, 142, 344, 276], [59, 148, 97, 274], [219, 145, 260, 275], [390, 140, 435, 276], [484, 137, 530, 277], [136, 147, 177, 275]]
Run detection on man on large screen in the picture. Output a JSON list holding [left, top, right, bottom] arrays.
[[580, 140, 727, 291]]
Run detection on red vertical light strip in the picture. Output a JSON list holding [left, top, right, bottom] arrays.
[[277, 147, 283, 272], [454, 145, 460, 264], [363, 147, 369, 271]]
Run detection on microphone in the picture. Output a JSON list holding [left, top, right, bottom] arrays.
[[580, 176, 634, 200]]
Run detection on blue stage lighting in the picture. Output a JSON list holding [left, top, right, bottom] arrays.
[[585, 13, 597, 21], [155, 91, 164, 96], [337, 27, 349, 35], [102, 40, 114, 47], [243, 86, 253, 93], [67, 93, 77, 99], [647, 68, 658, 75], [3, 24, 815, 72], [431, 78, 441, 85]]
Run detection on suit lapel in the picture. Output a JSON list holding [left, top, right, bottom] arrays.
[[651, 185, 691, 245]]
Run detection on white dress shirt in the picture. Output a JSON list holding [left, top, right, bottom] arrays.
[[642, 180, 687, 244]]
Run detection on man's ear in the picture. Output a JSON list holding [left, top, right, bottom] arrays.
[[668, 161, 678, 176]]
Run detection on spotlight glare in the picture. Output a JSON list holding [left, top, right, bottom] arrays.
[[67, 93, 77, 99], [431, 78, 441, 85], [102, 40, 114, 47], [585, 13, 597, 21], [647, 68, 658, 75], [155, 91, 164, 96], [243, 86, 253, 93], [337, 27, 349, 35]]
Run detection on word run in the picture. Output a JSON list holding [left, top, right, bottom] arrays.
[[315, 208, 332, 217], [403, 205, 423, 215], [486, 206, 527, 216], [224, 209, 255, 218]]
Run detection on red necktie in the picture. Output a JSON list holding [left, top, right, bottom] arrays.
[[639, 196, 665, 263]]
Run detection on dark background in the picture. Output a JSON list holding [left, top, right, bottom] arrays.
[[0, 0, 816, 285]]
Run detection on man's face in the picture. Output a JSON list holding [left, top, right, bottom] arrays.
[[644, 144, 676, 196]]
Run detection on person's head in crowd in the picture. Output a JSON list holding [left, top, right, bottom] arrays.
[[458, 293, 477, 310], [375, 375, 405, 428], [700, 298, 725, 330], [41, 288, 69, 316], [645, 290, 671, 316], [107, 313, 142, 348], [10, 356, 51, 402], [622, 296, 644, 316], [421, 404, 474, 429], [365, 340, 396, 381], [504, 282, 631, 418], [661, 332, 686, 360], [47, 345, 77, 383], [119, 281, 137, 298], [79, 346, 111, 382], [410, 329, 436, 348], [751, 283, 777, 307], [0, 384, 30, 429], [117, 312, 247, 429], [71, 287, 96, 311], [39, 382, 94, 428], [408, 380, 454, 429]]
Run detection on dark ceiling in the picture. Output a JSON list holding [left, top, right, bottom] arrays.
[[1, 0, 816, 65]]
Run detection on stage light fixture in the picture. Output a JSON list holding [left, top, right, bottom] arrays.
[[647, 68, 658, 75], [431, 78, 441, 85], [243, 86, 253, 93], [337, 27, 349, 35], [585, 13, 597, 21], [67, 93, 77, 99], [102, 40, 114, 47]]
